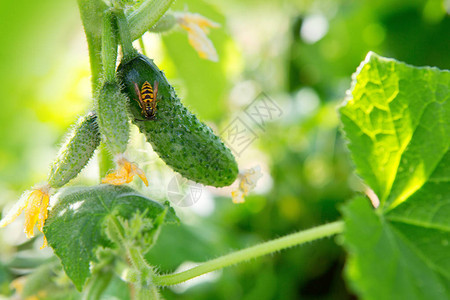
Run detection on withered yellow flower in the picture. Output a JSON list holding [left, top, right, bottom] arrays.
[[175, 12, 220, 62], [102, 154, 148, 186], [0, 184, 50, 248], [231, 166, 263, 203]]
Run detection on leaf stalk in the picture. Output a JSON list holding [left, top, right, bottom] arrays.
[[153, 221, 344, 286]]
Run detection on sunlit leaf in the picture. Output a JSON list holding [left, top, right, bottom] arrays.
[[340, 52, 450, 300]]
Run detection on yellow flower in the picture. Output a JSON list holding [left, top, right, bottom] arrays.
[[175, 12, 220, 62], [102, 154, 148, 186], [0, 184, 50, 248], [231, 166, 263, 203]]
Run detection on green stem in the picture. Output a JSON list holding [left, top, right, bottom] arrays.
[[153, 221, 344, 286], [102, 9, 118, 82], [77, 0, 107, 91], [128, 247, 150, 270], [78, 0, 112, 180], [108, 215, 159, 299], [87, 38, 102, 92], [138, 37, 147, 56], [115, 9, 138, 61], [128, 247, 161, 300], [98, 143, 114, 180], [135, 285, 161, 300], [128, 0, 175, 41], [82, 269, 113, 300]]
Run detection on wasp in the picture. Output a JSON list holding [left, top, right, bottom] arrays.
[[133, 80, 159, 120]]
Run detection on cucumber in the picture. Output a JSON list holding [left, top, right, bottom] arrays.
[[117, 54, 238, 187], [48, 112, 101, 188], [96, 82, 130, 155]]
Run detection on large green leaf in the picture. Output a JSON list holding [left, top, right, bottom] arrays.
[[340, 52, 450, 300], [44, 185, 178, 291], [342, 197, 450, 300]]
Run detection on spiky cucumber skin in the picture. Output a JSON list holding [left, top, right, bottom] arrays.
[[96, 82, 130, 154], [48, 112, 101, 188], [118, 54, 238, 187]]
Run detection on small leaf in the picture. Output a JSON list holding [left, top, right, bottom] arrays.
[[340, 53, 450, 300], [43, 185, 178, 291]]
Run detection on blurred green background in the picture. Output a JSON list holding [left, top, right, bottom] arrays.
[[0, 0, 449, 299]]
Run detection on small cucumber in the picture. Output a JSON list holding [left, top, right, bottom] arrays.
[[96, 82, 130, 154], [48, 112, 101, 188], [117, 54, 238, 187]]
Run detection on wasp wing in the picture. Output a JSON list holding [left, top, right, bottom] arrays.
[[153, 80, 159, 103], [133, 82, 145, 109]]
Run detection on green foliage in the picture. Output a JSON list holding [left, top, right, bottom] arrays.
[[342, 197, 450, 300], [340, 53, 450, 300], [340, 52, 449, 208], [118, 53, 238, 187], [43, 185, 178, 290]]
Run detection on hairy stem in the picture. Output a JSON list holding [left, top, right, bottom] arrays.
[[135, 286, 161, 300], [77, 0, 107, 91], [108, 215, 159, 299], [153, 221, 344, 286], [128, 247, 161, 300], [101, 9, 118, 82], [77, 0, 115, 181], [128, 0, 176, 41], [115, 9, 138, 61]]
